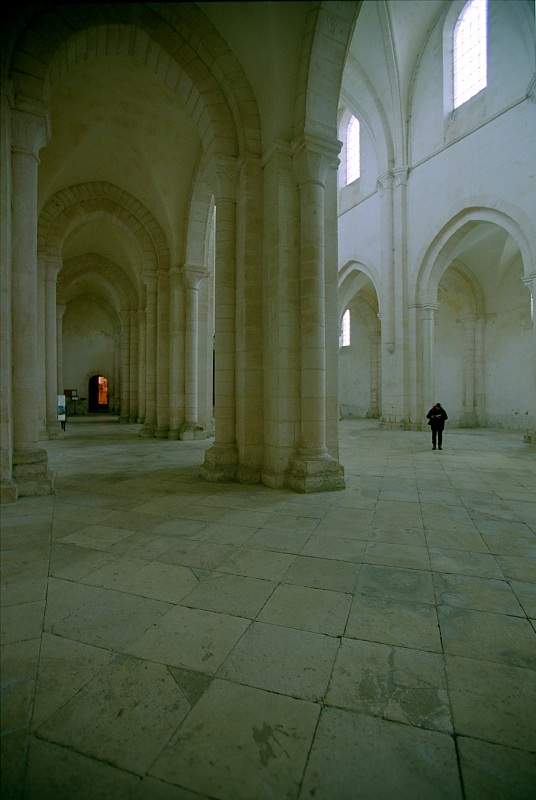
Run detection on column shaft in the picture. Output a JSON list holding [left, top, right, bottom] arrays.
[[45, 262, 62, 436], [421, 305, 437, 414], [129, 309, 138, 423], [120, 310, 130, 422], [168, 269, 184, 438], [156, 270, 170, 438], [137, 310, 146, 423], [142, 274, 157, 436]]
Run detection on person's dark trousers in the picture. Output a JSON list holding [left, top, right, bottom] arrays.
[[432, 428, 443, 449]]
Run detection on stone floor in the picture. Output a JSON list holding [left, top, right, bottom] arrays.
[[2, 420, 536, 799]]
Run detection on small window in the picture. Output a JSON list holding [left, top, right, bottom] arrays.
[[340, 309, 351, 347], [346, 115, 360, 184], [453, 0, 487, 109]]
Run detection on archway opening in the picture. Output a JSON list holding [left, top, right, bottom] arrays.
[[338, 271, 381, 420], [88, 375, 109, 413]]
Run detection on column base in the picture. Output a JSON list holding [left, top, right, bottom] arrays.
[[1, 479, 18, 504], [128, 416, 137, 424], [180, 422, 209, 441], [168, 428, 180, 440], [13, 448, 54, 497], [380, 417, 407, 430], [200, 444, 238, 482], [137, 416, 145, 425], [119, 415, 130, 423], [155, 426, 169, 439], [139, 423, 155, 438], [237, 464, 262, 484], [46, 422, 64, 439], [458, 411, 478, 428], [524, 428, 536, 445], [287, 453, 345, 493]]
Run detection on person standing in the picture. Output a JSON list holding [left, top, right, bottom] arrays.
[[426, 403, 448, 450]]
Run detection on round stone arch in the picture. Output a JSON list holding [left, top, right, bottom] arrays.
[[294, 1, 361, 141], [59, 253, 139, 313], [38, 182, 169, 276], [415, 206, 535, 307], [7, 2, 261, 158], [185, 156, 215, 269], [338, 259, 383, 319]]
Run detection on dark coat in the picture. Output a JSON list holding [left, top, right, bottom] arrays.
[[427, 406, 448, 430]]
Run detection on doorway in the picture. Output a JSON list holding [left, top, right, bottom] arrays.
[[88, 375, 109, 412]]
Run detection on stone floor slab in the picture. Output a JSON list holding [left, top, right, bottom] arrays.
[[446, 655, 536, 750], [299, 706, 462, 800], [433, 573, 524, 616], [37, 654, 189, 775], [125, 605, 249, 673], [356, 564, 435, 604], [150, 679, 320, 800], [218, 547, 296, 581], [258, 583, 351, 636], [282, 555, 357, 593], [219, 621, 339, 701], [429, 548, 503, 579], [180, 572, 275, 618], [327, 637, 452, 732], [438, 605, 536, 669], [345, 593, 442, 652], [457, 737, 536, 800]]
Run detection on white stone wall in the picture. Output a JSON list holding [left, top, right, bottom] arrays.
[[62, 297, 118, 412]]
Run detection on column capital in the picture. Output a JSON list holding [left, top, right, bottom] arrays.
[[10, 107, 50, 160], [45, 258, 62, 282], [392, 166, 409, 187], [292, 134, 341, 186], [262, 139, 292, 169], [377, 171, 394, 193], [522, 272, 536, 291], [182, 264, 209, 289]]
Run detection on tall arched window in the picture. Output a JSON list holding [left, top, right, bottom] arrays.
[[453, 0, 487, 109], [340, 309, 351, 347], [346, 115, 360, 184]]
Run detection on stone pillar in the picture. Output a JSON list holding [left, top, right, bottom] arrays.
[[11, 108, 53, 496], [56, 304, 65, 396], [474, 315, 486, 424], [421, 304, 438, 416], [287, 136, 344, 492], [128, 308, 138, 423], [141, 273, 157, 437], [368, 323, 381, 418], [156, 269, 170, 438], [523, 274, 536, 443], [137, 308, 146, 423], [201, 158, 239, 482], [168, 267, 185, 439], [181, 265, 208, 439], [460, 314, 477, 427], [119, 309, 130, 423], [37, 260, 47, 438], [112, 333, 120, 414], [45, 259, 62, 437]]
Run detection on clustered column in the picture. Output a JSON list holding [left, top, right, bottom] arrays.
[[119, 309, 130, 422], [45, 259, 62, 437], [421, 304, 437, 413], [128, 308, 138, 423], [137, 308, 146, 424], [288, 137, 344, 492], [10, 108, 53, 495], [167, 267, 184, 439], [201, 158, 239, 481], [181, 265, 208, 439], [141, 272, 157, 436], [523, 274, 536, 443]]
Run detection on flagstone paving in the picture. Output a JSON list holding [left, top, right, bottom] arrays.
[[1, 420, 535, 798]]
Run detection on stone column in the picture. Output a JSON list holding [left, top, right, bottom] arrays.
[[368, 323, 381, 418], [137, 308, 146, 423], [112, 333, 120, 414], [168, 267, 185, 439], [128, 308, 138, 422], [523, 274, 536, 443], [474, 315, 486, 424], [141, 272, 157, 436], [181, 265, 208, 439], [287, 136, 344, 492], [421, 304, 438, 415], [56, 304, 65, 396], [11, 108, 53, 495], [119, 309, 130, 423], [201, 158, 239, 481], [45, 259, 62, 437], [461, 314, 477, 427], [156, 269, 170, 438], [37, 259, 47, 438]]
